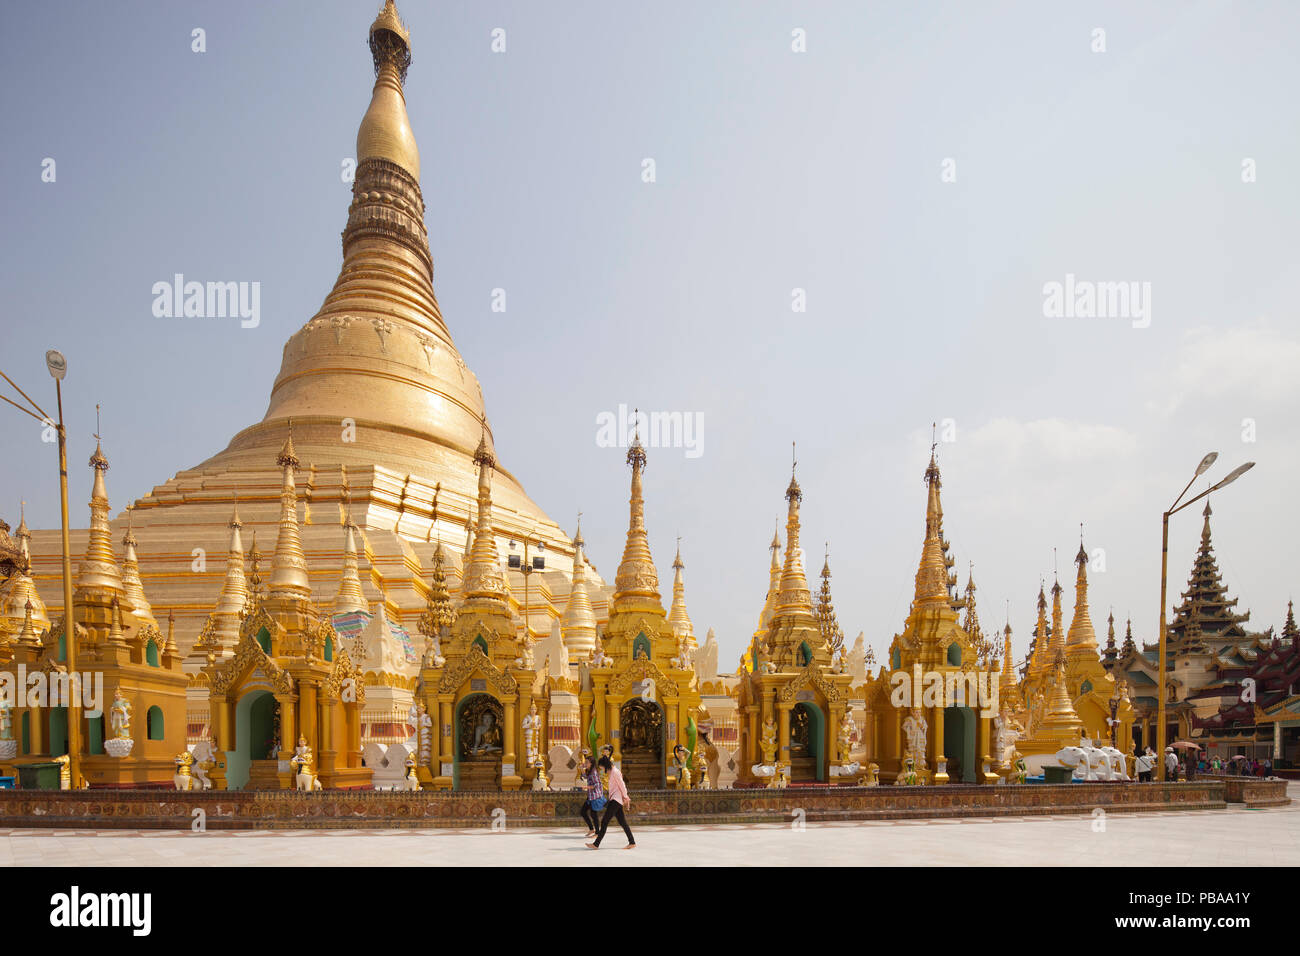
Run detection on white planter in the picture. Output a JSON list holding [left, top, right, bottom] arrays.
[[104, 738, 135, 759], [0, 739, 17, 761]]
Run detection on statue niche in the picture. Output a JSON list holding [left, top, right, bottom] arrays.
[[457, 693, 504, 790], [619, 698, 664, 790]]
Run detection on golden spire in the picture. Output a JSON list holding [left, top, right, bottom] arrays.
[[268, 431, 312, 599], [1028, 580, 1049, 676], [108, 595, 126, 647], [1065, 532, 1097, 651], [1002, 621, 1016, 684], [333, 509, 368, 614], [1041, 649, 1083, 730], [1048, 572, 1065, 658], [612, 417, 662, 612], [75, 436, 129, 601], [775, 445, 814, 618], [667, 538, 695, 650], [119, 506, 157, 628], [18, 598, 40, 647], [358, 1, 419, 179], [418, 541, 456, 637], [15, 501, 30, 565], [962, 564, 982, 644], [214, 503, 248, 619], [814, 545, 844, 654], [911, 443, 950, 609], [560, 515, 598, 658], [460, 419, 508, 604]]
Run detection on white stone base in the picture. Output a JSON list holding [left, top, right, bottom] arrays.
[[830, 762, 861, 777], [104, 738, 134, 759], [0, 739, 17, 761]]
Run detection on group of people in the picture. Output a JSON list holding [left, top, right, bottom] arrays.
[[579, 748, 636, 850], [1132, 744, 1276, 781]]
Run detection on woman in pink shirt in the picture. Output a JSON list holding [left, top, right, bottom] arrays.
[[587, 754, 636, 849]]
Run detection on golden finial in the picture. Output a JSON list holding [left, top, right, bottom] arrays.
[[786, 442, 801, 502], [627, 407, 647, 470], [472, 414, 495, 469], [89, 404, 108, 472], [573, 512, 584, 549]]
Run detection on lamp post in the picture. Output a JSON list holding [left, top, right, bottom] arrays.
[[1156, 453, 1254, 781], [507, 533, 545, 657], [0, 350, 81, 788]]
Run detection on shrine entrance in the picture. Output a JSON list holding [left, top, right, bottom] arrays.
[[228, 690, 278, 790], [455, 693, 504, 790], [943, 705, 976, 783], [619, 698, 664, 790], [790, 702, 825, 782]]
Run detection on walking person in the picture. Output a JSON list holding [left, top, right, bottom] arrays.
[[1134, 749, 1152, 782], [587, 754, 636, 850], [1165, 747, 1178, 781], [579, 754, 605, 838]]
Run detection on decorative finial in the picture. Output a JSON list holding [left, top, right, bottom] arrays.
[[626, 407, 647, 470], [472, 414, 495, 469]]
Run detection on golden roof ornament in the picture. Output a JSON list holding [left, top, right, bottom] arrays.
[[419, 541, 456, 636], [911, 438, 950, 609], [333, 507, 368, 615], [269, 429, 312, 600], [667, 538, 695, 649], [359, 0, 418, 177], [460, 418, 508, 605], [774, 444, 814, 618], [561, 515, 598, 657], [119, 505, 157, 628], [75, 425, 129, 600], [214, 503, 248, 619], [612, 413, 662, 612], [1066, 528, 1098, 650]]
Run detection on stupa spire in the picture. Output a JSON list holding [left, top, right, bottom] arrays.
[[1281, 601, 1297, 643], [268, 431, 311, 599], [359, 1, 418, 179], [1066, 532, 1097, 651], [214, 503, 248, 619], [460, 419, 508, 605], [333, 510, 368, 615], [757, 522, 782, 633], [667, 539, 695, 650], [612, 417, 662, 612], [560, 516, 598, 659], [815, 546, 844, 655], [1028, 580, 1050, 676], [775, 445, 814, 617], [75, 436, 128, 601], [912, 443, 950, 609], [119, 505, 156, 628], [1048, 574, 1065, 657]]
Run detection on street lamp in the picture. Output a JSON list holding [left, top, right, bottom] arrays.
[[1155, 453, 1255, 781], [507, 534, 545, 655], [0, 351, 82, 788]]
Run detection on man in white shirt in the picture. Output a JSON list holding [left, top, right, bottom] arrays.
[[1165, 748, 1178, 781]]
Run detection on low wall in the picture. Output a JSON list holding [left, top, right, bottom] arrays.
[[0, 781, 1232, 830], [1199, 774, 1291, 808]]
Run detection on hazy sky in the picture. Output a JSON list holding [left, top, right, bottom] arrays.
[[2, 1, 1296, 669]]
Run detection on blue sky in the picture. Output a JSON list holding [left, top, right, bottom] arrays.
[[2, 1, 1297, 666]]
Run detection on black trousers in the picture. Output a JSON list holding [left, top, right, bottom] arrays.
[[581, 800, 599, 831], [593, 799, 634, 846]]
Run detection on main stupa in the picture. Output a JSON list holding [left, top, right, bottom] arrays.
[[26, 2, 591, 660]]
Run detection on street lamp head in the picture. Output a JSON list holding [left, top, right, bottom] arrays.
[[1194, 452, 1218, 477], [1213, 461, 1256, 490], [45, 350, 67, 381]]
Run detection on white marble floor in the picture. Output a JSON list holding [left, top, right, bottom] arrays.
[[2, 791, 1296, 867]]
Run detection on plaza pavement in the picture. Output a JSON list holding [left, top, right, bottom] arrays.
[[2, 786, 1296, 867]]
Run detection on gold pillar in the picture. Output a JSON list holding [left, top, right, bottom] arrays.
[[777, 700, 792, 767], [931, 705, 946, 784], [503, 698, 518, 787], [300, 681, 317, 748], [608, 698, 621, 762]]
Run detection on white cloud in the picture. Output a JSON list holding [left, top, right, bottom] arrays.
[[1148, 322, 1300, 416], [965, 417, 1139, 464]]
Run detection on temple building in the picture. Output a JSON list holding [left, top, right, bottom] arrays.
[[1193, 602, 1300, 763], [22, 0, 605, 689], [1113, 502, 1269, 752], [202, 436, 369, 790], [736, 461, 854, 785], [576, 432, 702, 790], [1, 444, 189, 786], [864, 450, 999, 784]]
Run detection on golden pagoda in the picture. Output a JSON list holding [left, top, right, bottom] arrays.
[[1, 444, 189, 786], [863, 448, 999, 785], [736, 455, 853, 784], [579, 430, 701, 790], [416, 424, 538, 790], [25, 0, 589, 669], [203, 437, 369, 790]]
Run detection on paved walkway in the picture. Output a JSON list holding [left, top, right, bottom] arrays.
[[3, 794, 1296, 866]]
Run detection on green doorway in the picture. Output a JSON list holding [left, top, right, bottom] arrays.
[[943, 705, 976, 783]]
